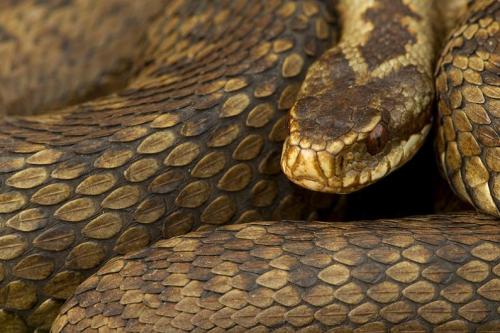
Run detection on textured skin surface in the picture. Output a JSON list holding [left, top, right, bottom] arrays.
[[52, 213, 500, 332], [436, 0, 500, 217], [0, 0, 497, 331], [0, 0, 168, 116], [0, 1, 337, 330], [281, 0, 437, 193]]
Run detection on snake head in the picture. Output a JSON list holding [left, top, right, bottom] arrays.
[[281, 48, 433, 194]]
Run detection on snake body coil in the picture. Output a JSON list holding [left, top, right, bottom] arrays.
[[0, 0, 170, 116], [0, 0, 497, 332], [0, 1, 336, 330], [436, 0, 500, 216], [52, 213, 500, 332]]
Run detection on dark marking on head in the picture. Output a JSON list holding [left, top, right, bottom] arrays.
[[324, 49, 357, 85], [367, 123, 389, 155], [361, 0, 420, 70], [292, 48, 359, 139], [294, 59, 426, 145]]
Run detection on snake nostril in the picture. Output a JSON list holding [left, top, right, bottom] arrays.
[[334, 154, 344, 177]]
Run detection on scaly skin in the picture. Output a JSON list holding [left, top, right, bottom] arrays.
[[52, 213, 500, 332], [0, 1, 337, 330], [281, 0, 438, 193], [436, 0, 500, 217], [0, 0, 497, 331], [0, 0, 169, 116]]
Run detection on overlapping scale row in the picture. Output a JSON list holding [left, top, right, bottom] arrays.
[[0, 0, 338, 330], [436, 0, 500, 217], [52, 213, 500, 332]]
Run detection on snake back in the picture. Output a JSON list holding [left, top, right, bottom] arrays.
[[52, 213, 500, 332], [0, 1, 337, 330], [436, 0, 500, 217]]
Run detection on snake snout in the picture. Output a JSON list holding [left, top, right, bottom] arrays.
[[281, 122, 433, 194], [281, 136, 367, 194]]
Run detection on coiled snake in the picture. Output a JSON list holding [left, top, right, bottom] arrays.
[[0, 0, 496, 332]]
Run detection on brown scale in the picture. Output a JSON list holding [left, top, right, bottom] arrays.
[[51, 213, 500, 332], [436, 0, 500, 217], [0, 0, 338, 330]]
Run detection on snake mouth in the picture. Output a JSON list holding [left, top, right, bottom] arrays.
[[281, 124, 431, 194]]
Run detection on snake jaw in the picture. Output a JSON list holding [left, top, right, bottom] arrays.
[[281, 123, 431, 193]]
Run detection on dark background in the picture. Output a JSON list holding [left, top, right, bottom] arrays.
[[322, 132, 473, 221]]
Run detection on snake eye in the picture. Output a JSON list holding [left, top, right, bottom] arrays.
[[366, 123, 389, 155]]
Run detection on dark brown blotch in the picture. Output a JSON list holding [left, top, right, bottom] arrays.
[[361, 0, 420, 70]]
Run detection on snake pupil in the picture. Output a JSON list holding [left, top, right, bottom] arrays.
[[367, 123, 389, 155]]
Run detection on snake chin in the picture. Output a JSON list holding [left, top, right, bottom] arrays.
[[281, 123, 431, 193]]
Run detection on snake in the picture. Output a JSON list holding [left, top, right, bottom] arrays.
[[436, 0, 500, 217], [0, 0, 495, 332], [0, 0, 171, 117], [52, 213, 500, 332], [0, 1, 338, 330]]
